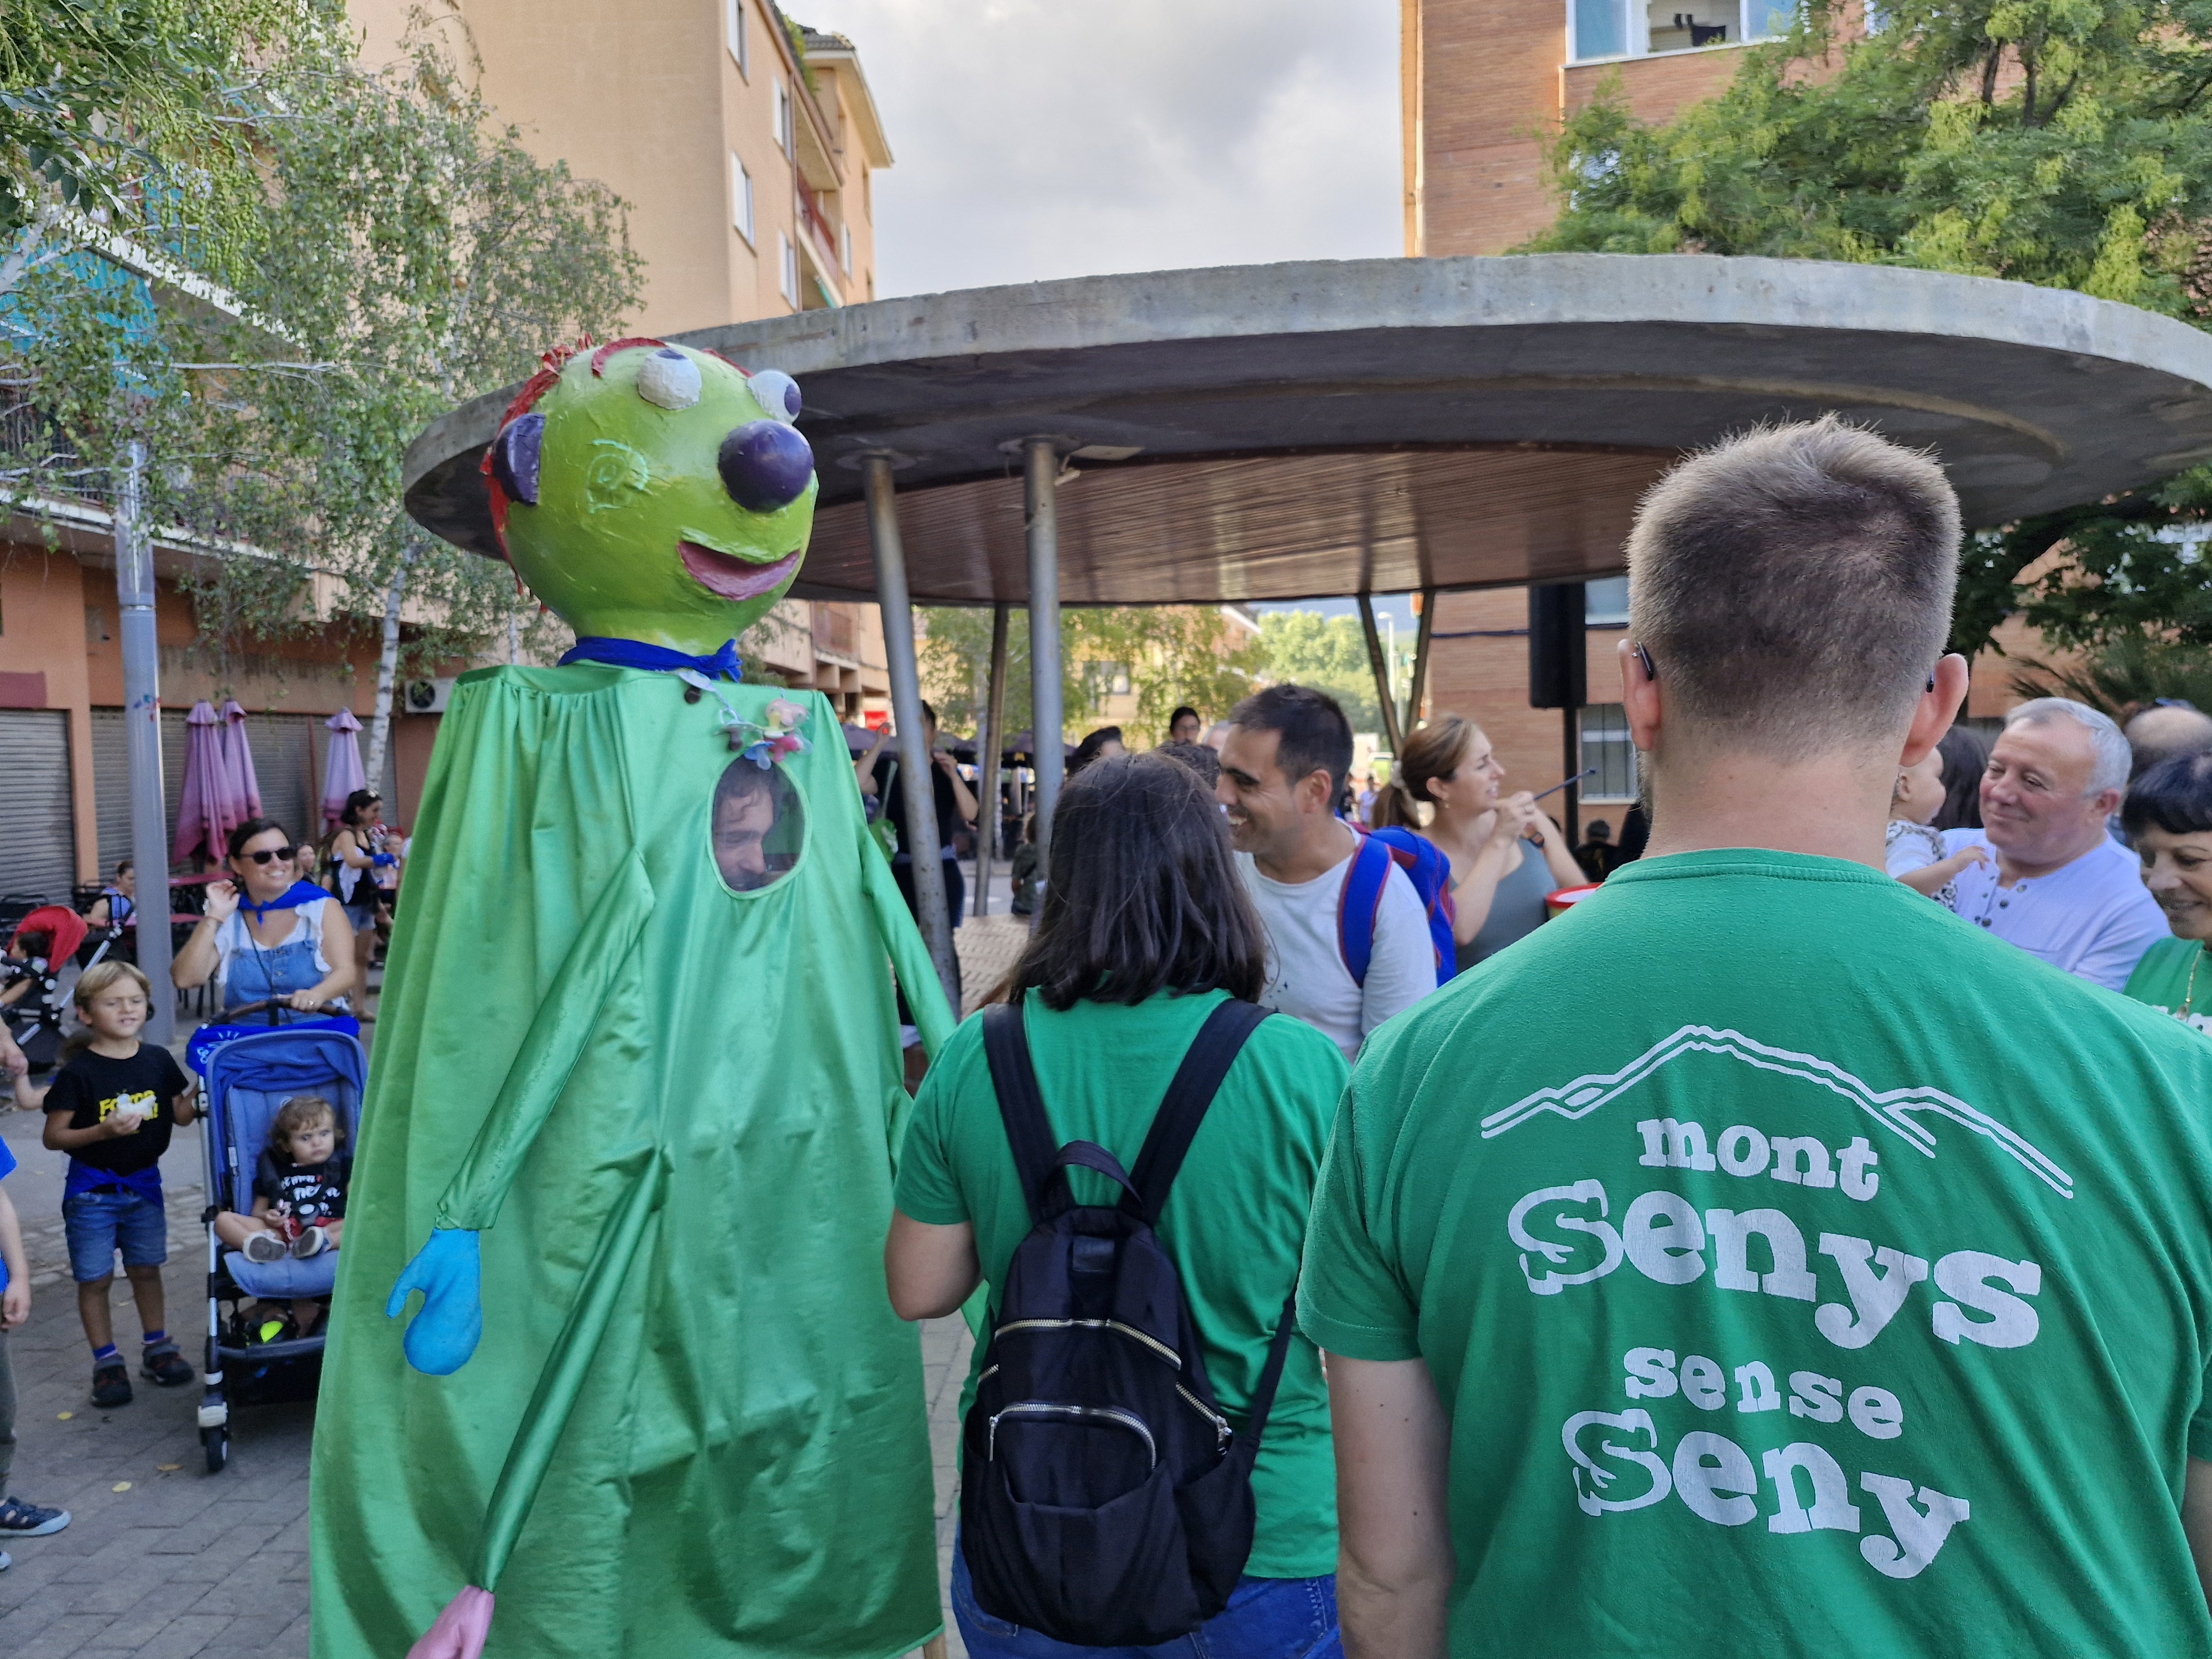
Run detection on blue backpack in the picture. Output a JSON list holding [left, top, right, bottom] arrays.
[[1338, 828, 1456, 987], [962, 998, 1297, 1647]]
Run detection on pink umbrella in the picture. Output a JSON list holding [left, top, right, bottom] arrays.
[[173, 700, 251, 864], [217, 698, 263, 822], [322, 708, 367, 828]]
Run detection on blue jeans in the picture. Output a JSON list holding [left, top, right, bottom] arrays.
[[951, 1542, 1341, 1659], [62, 1190, 168, 1283]]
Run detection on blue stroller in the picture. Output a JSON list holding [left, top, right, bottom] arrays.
[[187, 1007, 366, 1472]]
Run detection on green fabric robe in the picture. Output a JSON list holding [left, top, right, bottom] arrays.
[[309, 664, 953, 1659]]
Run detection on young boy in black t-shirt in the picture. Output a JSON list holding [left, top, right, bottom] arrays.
[[36, 963, 196, 1408]]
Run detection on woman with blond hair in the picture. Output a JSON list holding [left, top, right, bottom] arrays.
[[1373, 716, 1585, 972]]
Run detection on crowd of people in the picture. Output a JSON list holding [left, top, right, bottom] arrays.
[[16, 420, 2212, 1654], [872, 418, 2212, 1657]]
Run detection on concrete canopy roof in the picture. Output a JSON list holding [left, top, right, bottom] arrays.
[[400, 253, 2212, 606]]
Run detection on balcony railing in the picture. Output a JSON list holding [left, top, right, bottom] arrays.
[[796, 181, 842, 276]]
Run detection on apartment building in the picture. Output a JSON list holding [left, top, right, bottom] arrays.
[[0, 3, 898, 898], [1401, 0, 2027, 817]]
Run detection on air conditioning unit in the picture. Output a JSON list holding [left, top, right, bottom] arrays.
[[403, 677, 456, 715]]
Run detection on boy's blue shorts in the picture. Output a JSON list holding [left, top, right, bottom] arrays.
[[62, 1190, 168, 1283]]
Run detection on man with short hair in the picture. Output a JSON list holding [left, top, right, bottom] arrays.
[[1940, 698, 2166, 988], [1218, 685, 1434, 1061], [2126, 701, 2212, 784], [1303, 418, 2212, 1659]]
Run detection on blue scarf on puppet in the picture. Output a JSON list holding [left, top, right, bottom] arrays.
[[559, 638, 744, 681]]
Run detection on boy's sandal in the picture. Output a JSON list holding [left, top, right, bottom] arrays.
[[242, 1232, 288, 1263], [290, 1228, 327, 1259], [90, 1362, 132, 1408], [0, 1497, 71, 1536], [140, 1341, 194, 1387]]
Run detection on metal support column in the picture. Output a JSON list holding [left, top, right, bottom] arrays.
[[973, 604, 1009, 919], [1357, 594, 1405, 754], [863, 455, 959, 1014], [1404, 588, 1436, 737], [115, 441, 175, 1044], [1024, 440, 1065, 859]]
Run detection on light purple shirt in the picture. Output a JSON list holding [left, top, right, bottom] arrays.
[[1941, 827, 2169, 992]]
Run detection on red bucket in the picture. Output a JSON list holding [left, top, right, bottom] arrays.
[[1544, 883, 1601, 920]]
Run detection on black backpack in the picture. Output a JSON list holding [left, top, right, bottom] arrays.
[[959, 998, 1300, 1648]]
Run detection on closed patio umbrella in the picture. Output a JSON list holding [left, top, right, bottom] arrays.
[[174, 701, 251, 864], [217, 698, 263, 822], [322, 708, 367, 828]]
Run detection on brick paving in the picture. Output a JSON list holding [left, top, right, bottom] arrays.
[[0, 877, 1021, 1658]]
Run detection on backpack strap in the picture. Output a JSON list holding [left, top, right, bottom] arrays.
[[1235, 1291, 1303, 1450], [1123, 999, 1271, 1226], [982, 999, 1063, 1225], [1334, 833, 1393, 989]]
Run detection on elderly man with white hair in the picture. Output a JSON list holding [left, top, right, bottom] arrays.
[[1942, 696, 2168, 988]]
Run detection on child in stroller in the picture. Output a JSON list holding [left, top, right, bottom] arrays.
[[212, 1094, 348, 1343]]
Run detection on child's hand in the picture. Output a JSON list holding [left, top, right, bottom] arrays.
[[1, 1279, 26, 1329], [1928, 844, 1989, 881], [105, 1108, 146, 1138]]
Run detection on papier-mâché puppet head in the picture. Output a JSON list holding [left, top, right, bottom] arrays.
[[483, 338, 817, 652]]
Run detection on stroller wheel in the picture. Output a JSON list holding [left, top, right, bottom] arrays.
[[202, 1425, 228, 1474]]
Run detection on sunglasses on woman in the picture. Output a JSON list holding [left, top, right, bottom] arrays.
[[239, 846, 299, 864]]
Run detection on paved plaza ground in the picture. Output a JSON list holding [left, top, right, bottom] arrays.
[[0, 890, 1027, 1658]]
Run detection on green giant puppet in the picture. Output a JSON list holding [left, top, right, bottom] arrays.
[[309, 338, 955, 1659]]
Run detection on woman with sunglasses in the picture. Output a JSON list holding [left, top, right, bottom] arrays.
[[173, 818, 356, 1022]]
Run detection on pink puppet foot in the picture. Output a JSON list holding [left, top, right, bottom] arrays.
[[408, 1586, 495, 1659]]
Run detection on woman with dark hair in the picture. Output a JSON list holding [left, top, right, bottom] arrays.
[[173, 818, 356, 1021], [883, 752, 1348, 1658], [2122, 750, 2212, 1034], [1067, 724, 1125, 777], [1933, 724, 1989, 831], [322, 789, 389, 1011]]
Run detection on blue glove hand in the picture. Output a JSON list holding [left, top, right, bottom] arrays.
[[371, 852, 398, 868], [386, 1227, 483, 1376]]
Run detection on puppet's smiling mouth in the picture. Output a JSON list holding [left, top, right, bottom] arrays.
[[679, 541, 800, 600]]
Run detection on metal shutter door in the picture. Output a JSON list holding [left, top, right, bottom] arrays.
[[92, 707, 130, 877], [0, 709, 76, 901], [242, 713, 316, 846]]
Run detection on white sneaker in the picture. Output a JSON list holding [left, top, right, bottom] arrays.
[[242, 1234, 286, 1264], [290, 1228, 327, 1260]]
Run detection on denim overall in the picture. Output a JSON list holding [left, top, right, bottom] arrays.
[[222, 909, 328, 1023]]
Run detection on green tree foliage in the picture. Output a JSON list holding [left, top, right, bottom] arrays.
[[917, 606, 1265, 745], [1524, 0, 2212, 666], [1256, 611, 1390, 734], [2, 7, 641, 764], [0, 0, 296, 286]]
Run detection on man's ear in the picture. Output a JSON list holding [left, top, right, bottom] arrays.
[[1620, 638, 1661, 752], [1297, 770, 1334, 815], [1900, 654, 1970, 769]]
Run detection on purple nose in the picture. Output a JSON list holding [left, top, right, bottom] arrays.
[[717, 420, 814, 513]]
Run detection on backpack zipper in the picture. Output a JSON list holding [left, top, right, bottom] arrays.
[[1176, 1385, 1232, 1451], [988, 1401, 1158, 1469], [995, 1317, 1181, 1369]]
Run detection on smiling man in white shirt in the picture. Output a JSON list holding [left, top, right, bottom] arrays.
[[1218, 685, 1436, 1061], [1942, 697, 2167, 989]]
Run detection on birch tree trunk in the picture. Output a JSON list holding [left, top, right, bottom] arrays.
[[363, 545, 414, 785]]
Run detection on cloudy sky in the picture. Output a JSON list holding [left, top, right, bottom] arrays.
[[800, 0, 1403, 298]]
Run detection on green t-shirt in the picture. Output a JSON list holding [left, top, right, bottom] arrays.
[[2126, 935, 2212, 1040], [896, 987, 1350, 1578], [1301, 849, 2212, 1657]]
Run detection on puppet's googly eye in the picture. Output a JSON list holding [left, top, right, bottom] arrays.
[[490, 413, 544, 505], [636, 348, 702, 411], [749, 369, 801, 424]]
